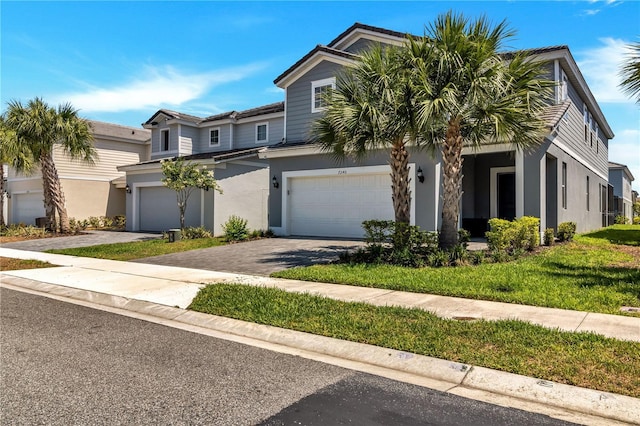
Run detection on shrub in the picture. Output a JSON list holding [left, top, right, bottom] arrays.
[[634, 217, 640, 225], [0, 224, 47, 238], [458, 229, 471, 249], [359, 220, 439, 267], [543, 228, 555, 246], [102, 216, 114, 228], [486, 216, 540, 260], [114, 215, 126, 228], [615, 215, 630, 225], [88, 216, 102, 228], [448, 244, 468, 266], [557, 222, 576, 242], [182, 226, 213, 239], [470, 250, 485, 265], [222, 215, 249, 242]]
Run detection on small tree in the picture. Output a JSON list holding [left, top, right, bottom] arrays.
[[161, 157, 221, 230]]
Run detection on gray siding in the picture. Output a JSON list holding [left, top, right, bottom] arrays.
[[285, 61, 344, 143], [235, 117, 284, 149], [344, 38, 377, 54], [179, 125, 198, 156], [197, 124, 232, 153], [150, 123, 179, 160]]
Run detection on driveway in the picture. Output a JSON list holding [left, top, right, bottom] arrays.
[[1, 230, 162, 252], [133, 237, 365, 276]]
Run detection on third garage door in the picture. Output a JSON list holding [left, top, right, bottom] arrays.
[[288, 172, 394, 238]]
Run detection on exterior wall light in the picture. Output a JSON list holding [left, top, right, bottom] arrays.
[[417, 167, 425, 183], [125, 184, 132, 194], [272, 176, 279, 189]]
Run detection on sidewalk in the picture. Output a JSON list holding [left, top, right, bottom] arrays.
[[1, 247, 639, 425]]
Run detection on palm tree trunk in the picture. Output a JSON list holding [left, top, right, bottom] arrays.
[[439, 118, 464, 250], [0, 164, 5, 228], [389, 139, 411, 224], [41, 152, 70, 233]]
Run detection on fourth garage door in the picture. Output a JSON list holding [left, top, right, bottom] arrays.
[[288, 173, 394, 238]]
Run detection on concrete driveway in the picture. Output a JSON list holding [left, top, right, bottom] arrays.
[[1, 230, 162, 251], [133, 237, 364, 276]]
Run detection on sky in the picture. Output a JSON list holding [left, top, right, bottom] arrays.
[[1, 0, 639, 190]]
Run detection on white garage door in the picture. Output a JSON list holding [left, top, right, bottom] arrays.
[[288, 173, 394, 238], [138, 186, 181, 231], [12, 192, 45, 226]]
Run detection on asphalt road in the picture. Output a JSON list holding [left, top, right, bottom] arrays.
[[1, 288, 577, 426]]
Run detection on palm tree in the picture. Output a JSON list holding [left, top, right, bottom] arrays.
[[619, 41, 640, 104], [3, 98, 95, 233], [312, 43, 418, 225], [0, 116, 34, 227], [407, 12, 553, 249]]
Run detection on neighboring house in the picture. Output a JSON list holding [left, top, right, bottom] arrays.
[[608, 161, 635, 223], [6, 121, 150, 226], [118, 102, 284, 234], [258, 23, 614, 238]]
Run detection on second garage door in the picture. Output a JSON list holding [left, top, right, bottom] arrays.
[[288, 173, 394, 238], [138, 186, 183, 231], [12, 192, 45, 226]]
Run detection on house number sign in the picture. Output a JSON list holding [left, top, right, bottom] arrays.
[[337, 170, 347, 175]]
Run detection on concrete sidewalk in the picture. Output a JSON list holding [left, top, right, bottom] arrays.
[[1, 247, 639, 425]]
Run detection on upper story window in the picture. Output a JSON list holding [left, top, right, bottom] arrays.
[[209, 128, 220, 147], [559, 70, 568, 102], [312, 77, 336, 113], [561, 162, 567, 210], [256, 122, 268, 143], [160, 129, 170, 151]]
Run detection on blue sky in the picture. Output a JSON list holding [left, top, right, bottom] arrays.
[[2, 0, 639, 189]]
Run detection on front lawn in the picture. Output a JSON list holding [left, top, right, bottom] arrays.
[[46, 237, 226, 261], [0, 257, 56, 271], [273, 226, 640, 315], [189, 284, 640, 398]]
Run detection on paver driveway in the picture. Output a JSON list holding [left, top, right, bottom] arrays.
[[133, 237, 365, 276], [1, 230, 162, 251]]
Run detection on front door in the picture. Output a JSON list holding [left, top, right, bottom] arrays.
[[497, 173, 516, 221]]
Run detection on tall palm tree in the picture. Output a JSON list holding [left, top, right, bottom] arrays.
[[312, 43, 418, 225], [4, 98, 95, 233], [619, 41, 640, 104], [0, 116, 34, 227], [407, 12, 553, 249]]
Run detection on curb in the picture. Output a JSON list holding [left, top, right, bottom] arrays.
[[2, 276, 639, 425]]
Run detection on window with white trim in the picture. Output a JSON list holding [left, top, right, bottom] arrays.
[[256, 123, 268, 143], [209, 128, 220, 146], [583, 104, 588, 143], [311, 77, 336, 113], [560, 70, 568, 101], [160, 129, 170, 151], [561, 162, 567, 209]]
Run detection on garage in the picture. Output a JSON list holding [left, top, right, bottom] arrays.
[[288, 171, 395, 238], [137, 186, 187, 231], [12, 192, 45, 226]]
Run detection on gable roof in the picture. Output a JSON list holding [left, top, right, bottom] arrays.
[[143, 109, 203, 126], [273, 45, 356, 87], [609, 161, 635, 181], [89, 120, 150, 143], [144, 102, 285, 127]]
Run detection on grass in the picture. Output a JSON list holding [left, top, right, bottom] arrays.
[[0, 257, 56, 271], [581, 224, 640, 246], [46, 237, 226, 261], [189, 284, 640, 398], [273, 226, 640, 315]]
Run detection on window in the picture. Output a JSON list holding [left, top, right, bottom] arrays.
[[311, 77, 336, 113], [561, 162, 567, 209], [161, 129, 170, 151], [589, 113, 594, 148], [256, 123, 268, 143], [586, 176, 590, 211], [583, 105, 588, 143], [560, 71, 568, 101], [209, 128, 220, 146]]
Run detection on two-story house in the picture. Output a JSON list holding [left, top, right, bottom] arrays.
[[259, 23, 614, 239], [608, 161, 635, 223], [6, 121, 150, 226], [118, 102, 284, 234]]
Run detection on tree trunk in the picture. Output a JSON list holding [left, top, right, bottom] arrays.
[[439, 117, 464, 250], [41, 152, 70, 233], [0, 164, 5, 228], [389, 139, 411, 224]]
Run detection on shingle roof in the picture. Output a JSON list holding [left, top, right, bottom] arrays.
[[542, 100, 572, 129], [327, 22, 410, 48], [235, 101, 284, 119], [143, 109, 204, 126], [127, 147, 263, 167], [89, 120, 150, 142], [273, 45, 356, 85]]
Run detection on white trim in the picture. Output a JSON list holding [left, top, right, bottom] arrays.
[[516, 151, 524, 218], [160, 129, 170, 152], [259, 144, 324, 159], [331, 30, 405, 51], [283, 92, 287, 141], [434, 161, 441, 230], [276, 52, 353, 89], [311, 77, 336, 113], [552, 139, 608, 181], [280, 164, 416, 236], [539, 155, 547, 241], [8, 175, 118, 183], [461, 143, 515, 156], [490, 166, 515, 218], [255, 122, 269, 144], [236, 112, 283, 124], [230, 160, 268, 168], [178, 124, 182, 156], [209, 127, 221, 147]]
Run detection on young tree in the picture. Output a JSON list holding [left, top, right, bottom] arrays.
[[312, 43, 419, 225], [3, 98, 95, 233], [161, 157, 221, 230], [0, 116, 34, 227], [408, 12, 553, 249], [619, 41, 640, 104]]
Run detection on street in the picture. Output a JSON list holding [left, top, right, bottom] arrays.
[[1, 288, 577, 425]]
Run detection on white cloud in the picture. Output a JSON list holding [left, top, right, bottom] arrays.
[[577, 37, 633, 104], [53, 63, 266, 113], [608, 128, 640, 188]]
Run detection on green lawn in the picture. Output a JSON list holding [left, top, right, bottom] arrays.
[[189, 284, 640, 398], [46, 237, 226, 261], [273, 226, 640, 315]]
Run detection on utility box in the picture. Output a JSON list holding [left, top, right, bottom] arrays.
[[168, 229, 181, 242]]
